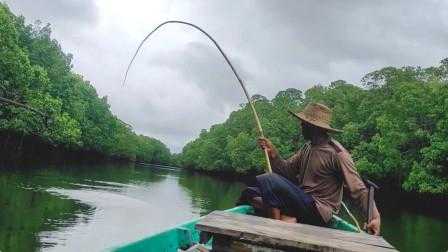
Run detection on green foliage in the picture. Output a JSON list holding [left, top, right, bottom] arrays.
[[179, 89, 304, 174], [0, 4, 170, 164], [179, 62, 448, 195]]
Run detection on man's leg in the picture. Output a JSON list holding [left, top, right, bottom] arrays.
[[241, 189, 295, 222], [256, 173, 321, 224], [268, 207, 281, 220]]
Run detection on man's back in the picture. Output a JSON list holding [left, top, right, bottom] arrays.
[[272, 139, 369, 223], [299, 141, 343, 223]]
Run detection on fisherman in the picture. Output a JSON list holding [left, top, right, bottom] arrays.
[[240, 103, 381, 235]]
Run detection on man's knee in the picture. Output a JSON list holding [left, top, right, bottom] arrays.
[[256, 172, 281, 183], [256, 173, 285, 192]]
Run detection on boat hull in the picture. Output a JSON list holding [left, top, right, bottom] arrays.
[[111, 205, 358, 251]]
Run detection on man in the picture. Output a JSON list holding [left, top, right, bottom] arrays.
[[245, 103, 381, 235]]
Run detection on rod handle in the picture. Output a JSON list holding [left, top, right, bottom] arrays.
[[263, 148, 272, 173]]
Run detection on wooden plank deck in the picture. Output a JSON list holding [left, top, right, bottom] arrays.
[[196, 211, 397, 252]]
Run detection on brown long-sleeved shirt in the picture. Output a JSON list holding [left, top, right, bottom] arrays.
[[271, 139, 376, 223]]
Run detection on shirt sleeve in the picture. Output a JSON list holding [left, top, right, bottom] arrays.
[[270, 150, 301, 182], [337, 151, 377, 218]]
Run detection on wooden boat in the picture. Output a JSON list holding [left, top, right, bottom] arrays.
[[196, 210, 396, 251], [112, 205, 361, 251]]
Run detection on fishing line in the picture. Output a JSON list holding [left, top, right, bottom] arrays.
[[123, 20, 272, 173]]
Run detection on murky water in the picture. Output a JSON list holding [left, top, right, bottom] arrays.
[[0, 163, 446, 251]]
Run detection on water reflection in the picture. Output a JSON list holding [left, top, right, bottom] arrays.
[[0, 171, 93, 251], [377, 195, 448, 252], [177, 171, 244, 215], [0, 163, 243, 251]]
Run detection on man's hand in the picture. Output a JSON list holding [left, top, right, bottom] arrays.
[[365, 216, 381, 236], [257, 137, 277, 159]]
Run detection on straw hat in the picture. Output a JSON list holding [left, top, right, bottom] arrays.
[[289, 103, 342, 133]]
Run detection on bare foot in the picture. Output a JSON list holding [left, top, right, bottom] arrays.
[[280, 214, 297, 223]]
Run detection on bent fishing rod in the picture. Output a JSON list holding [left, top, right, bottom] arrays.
[[123, 20, 272, 173]]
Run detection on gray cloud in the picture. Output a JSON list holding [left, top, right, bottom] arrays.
[[147, 41, 252, 111], [3, 0, 98, 28], [4, 0, 448, 152]]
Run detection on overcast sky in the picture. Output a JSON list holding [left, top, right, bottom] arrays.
[[4, 0, 448, 152]]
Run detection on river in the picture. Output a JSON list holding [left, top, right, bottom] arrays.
[[0, 163, 446, 252]]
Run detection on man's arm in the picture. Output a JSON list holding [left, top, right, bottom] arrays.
[[337, 151, 381, 235], [258, 137, 300, 181]]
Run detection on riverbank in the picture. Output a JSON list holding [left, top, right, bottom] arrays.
[[0, 131, 174, 168], [0, 130, 133, 167]]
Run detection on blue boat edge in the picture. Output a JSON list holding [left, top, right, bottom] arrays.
[[109, 205, 254, 252], [109, 205, 359, 251]]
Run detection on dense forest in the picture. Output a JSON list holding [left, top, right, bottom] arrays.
[[0, 4, 170, 164], [179, 60, 448, 195]]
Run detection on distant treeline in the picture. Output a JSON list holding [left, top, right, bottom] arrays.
[[0, 4, 170, 164], [178, 59, 448, 195]]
